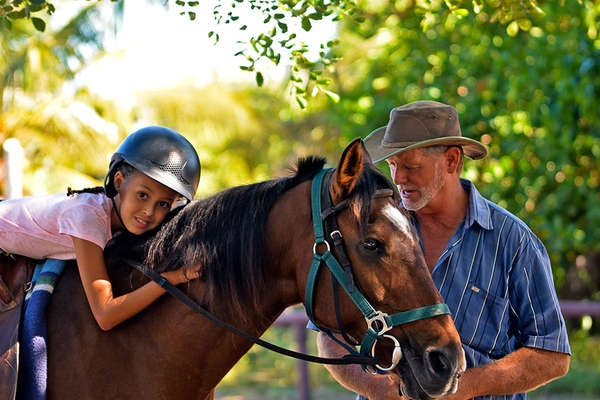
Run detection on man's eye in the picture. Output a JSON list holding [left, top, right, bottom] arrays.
[[362, 238, 381, 252], [137, 192, 148, 199]]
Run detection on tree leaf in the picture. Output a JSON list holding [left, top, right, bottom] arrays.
[[301, 16, 312, 31], [31, 17, 46, 32], [452, 8, 469, 18], [7, 9, 27, 19], [506, 20, 519, 36], [517, 18, 532, 31], [322, 89, 340, 103], [295, 95, 307, 109], [255, 71, 264, 87]]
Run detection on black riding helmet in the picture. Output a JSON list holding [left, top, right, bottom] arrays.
[[104, 126, 201, 202]]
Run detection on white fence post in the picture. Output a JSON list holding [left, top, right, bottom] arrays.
[[3, 138, 24, 199]]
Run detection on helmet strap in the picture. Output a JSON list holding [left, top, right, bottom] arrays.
[[111, 196, 131, 235]]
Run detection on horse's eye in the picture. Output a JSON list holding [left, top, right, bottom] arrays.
[[362, 238, 380, 252]]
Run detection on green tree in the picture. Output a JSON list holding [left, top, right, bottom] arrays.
[[2, 0, 560, 107], [301, 0, 600, 296], [0, 4, 103, 110], [136, 83, 345, 196], [0, 4, 121, 195]]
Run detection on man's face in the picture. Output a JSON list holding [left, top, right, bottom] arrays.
[[386, 148, 446, 211]]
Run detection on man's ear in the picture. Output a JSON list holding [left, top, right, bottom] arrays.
[[445, 146, 462, 174]]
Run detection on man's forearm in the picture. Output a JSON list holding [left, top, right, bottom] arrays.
[[444, 347, 570, 399], [316, 332, 403, 399]]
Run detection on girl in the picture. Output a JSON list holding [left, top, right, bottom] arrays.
[[0, 126, 202, 330]]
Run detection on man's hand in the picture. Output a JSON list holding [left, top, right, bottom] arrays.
[[365, 374, 406, 400]]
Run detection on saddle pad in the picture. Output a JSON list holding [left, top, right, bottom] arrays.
[[18, 259, 66, 400]]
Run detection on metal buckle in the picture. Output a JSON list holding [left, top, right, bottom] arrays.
[[370, 334, 403, 372], [330, 230, 342, 239], [366, 311, 391, 334]]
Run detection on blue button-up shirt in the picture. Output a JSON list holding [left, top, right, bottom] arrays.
[[349, 179, 570, 400], [414, 179, 570, 400]]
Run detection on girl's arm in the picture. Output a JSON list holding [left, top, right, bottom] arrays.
[[71, 236, 199, 331]]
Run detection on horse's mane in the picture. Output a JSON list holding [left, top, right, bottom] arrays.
[[143, 157, 326, 319], [105, 156, 398, 323]]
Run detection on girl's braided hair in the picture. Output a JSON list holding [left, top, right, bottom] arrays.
[[67, 163, 135, 197]]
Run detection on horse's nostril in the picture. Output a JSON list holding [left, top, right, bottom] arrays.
[[426, 348, 452, 377]]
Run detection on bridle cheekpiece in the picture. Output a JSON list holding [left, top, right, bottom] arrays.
[[304, 168, 451, 372]]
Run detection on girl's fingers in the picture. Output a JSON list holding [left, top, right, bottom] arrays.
[[191, 264, 202, 272], [184, 269, 201, 282]]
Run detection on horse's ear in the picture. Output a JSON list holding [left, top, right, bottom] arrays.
[[330, 138, 373, 203]]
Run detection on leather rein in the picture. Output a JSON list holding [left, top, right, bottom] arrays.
[[122, 168, 450, 370]]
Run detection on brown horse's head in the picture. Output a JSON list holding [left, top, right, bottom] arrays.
[[302, 139, 465, 399]]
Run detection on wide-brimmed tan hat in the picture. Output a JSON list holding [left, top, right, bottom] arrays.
[[364, 100, 488, 163]]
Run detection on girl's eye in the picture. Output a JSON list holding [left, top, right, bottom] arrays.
[[362, 238, 381, 252], [137, 192, 148, 199], [159, 201, 171, 209]]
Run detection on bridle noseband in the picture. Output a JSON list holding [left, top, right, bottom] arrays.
[[304, 168, 450, 372]]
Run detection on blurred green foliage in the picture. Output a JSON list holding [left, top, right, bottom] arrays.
[[1, 83, 344, 196], [0, 4, 103, 109], [0, 5, 111, 194], [183, 0, 555, 108], [3, 0, 557, 109], [137, 84, 345, 196], [302, 0, 600, 296]]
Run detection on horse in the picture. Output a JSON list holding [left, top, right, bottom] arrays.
[[32, 139, 463, 399]]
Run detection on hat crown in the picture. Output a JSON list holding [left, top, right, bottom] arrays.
[[385, 101, 461, 145], [363, 100, 488, 163]]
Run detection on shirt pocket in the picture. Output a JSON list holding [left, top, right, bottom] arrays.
[[456, 284, 510, 357]]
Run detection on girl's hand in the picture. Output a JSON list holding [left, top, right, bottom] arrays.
[[161, 264, 202, 285]]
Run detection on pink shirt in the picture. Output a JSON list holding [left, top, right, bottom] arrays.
[[0, 192, 113, 260]]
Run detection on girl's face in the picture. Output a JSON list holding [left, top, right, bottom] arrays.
[[112, 170, 180, 235]]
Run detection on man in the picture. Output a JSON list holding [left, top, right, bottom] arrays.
[[316, 101, 570, 399]]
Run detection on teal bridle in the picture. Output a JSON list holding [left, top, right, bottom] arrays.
[[304, 168, 451, 372]]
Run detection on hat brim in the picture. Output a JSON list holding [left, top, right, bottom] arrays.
[[364, 126, 488, 164]]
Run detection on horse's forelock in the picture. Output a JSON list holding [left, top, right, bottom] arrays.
[[351, 164, 399, 236]]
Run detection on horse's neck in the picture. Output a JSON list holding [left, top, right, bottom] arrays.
[[145, 284, 289, 392]]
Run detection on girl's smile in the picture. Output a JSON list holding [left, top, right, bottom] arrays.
[[111, 171, 180, 235]]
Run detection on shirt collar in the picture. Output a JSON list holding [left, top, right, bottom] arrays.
[[461, 178, 493, 231]]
